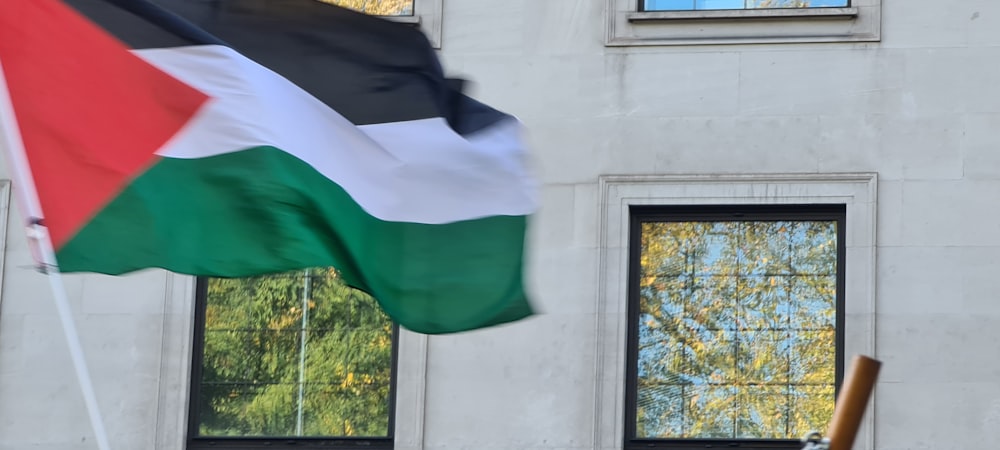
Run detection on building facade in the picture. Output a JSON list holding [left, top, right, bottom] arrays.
[[2, 0, 999, 449]]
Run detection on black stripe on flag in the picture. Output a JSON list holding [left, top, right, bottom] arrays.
[[64, 0, 508, 134]]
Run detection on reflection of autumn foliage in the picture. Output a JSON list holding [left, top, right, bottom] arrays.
[[317, 0, 414, 16], [198, 268, 393, 437], [636, 220, 837, 439], [753, 0, 812, 7]]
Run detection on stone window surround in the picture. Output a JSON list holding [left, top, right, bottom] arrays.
[[0, 181, 8, 310], [605, 0, 882, 46], [593, 173, 878, 449], [154, 277, 429, 450], [387, 0, 444, 49]]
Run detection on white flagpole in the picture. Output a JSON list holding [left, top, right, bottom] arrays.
[[32, 227, 113, 450], [0, 59, 113, 450]]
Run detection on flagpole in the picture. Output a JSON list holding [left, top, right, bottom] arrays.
[[0, 60, 113, 450], [32, 225, 113, 450]]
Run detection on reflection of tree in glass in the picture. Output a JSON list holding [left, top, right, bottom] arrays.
[[198, 268, 393, 437], [317, 0, 414, 16], [636, 221, 837, 439]]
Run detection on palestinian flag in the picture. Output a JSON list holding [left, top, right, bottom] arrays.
[[0, 0, 537, 334]]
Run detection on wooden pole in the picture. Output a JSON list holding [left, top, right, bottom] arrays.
[[826, 355, 881, 450]]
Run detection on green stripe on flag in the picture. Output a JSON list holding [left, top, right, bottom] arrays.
[[57, 146, 532, 334]]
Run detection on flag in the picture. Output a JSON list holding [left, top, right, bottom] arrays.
[[0, 0, 537, 334]]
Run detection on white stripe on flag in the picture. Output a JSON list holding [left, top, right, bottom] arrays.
[[137, 45, 536, 225]]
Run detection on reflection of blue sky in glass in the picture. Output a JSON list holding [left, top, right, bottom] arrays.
[[644, 0, 848, 11]]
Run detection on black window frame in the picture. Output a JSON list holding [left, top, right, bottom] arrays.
[[187, 276, 399, 450], [624, 204, 846, 450]]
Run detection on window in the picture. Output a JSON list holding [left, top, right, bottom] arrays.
[[606, 0, 881, 46], [188, 269, 397, 450], [643, 0, 848, 11], [625, 205, 844, 448], [320, 0, 443, 48], [593, 174, 876, 450]]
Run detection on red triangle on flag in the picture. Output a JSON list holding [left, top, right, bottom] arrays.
[[0, 0, 209, 249]]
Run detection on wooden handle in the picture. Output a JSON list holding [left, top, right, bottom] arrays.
[[826, 355, 881, 450]]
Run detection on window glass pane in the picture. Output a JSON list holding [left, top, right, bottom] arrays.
[[195, 268, 394, 438], [635, 219, 837, 439], [317, 0, 414, 16], [644, 0, 849, 11]]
